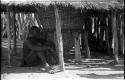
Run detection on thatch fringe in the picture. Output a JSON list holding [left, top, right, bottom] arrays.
[[1, 0, 124, 12]]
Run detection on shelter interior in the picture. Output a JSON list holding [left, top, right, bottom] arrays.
[[1, 2, 124, 68]]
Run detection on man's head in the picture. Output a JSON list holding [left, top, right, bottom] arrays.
[[28, 26, 41, 39]]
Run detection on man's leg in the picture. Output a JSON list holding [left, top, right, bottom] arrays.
[[36, 51, 50, 72], [24, 51, 39, 66]]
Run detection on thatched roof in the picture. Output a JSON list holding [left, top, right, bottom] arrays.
[[1, 0, 124, 12], [1, 0, 124, 31]]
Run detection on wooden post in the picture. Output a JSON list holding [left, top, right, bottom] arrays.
[[83, 31, 91, 58], [96, 17, 100, 50], [105, 16, 111, 56], [121, 20, 124, 55], [112, 12, 119, 64], [117, 14, 124, 55], [94, 17, 97, 38], [99, 15, 105, 51], [54, 32, 59, 56], [122, 21, 124, 55], [12, 11, 17, 56], [6, 8, 11, 66], [92, 17, 94, 33], [73, 32, 81, 62], [54, 5, 64, 71]]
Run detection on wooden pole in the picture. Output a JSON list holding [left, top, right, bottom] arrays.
[[112, 12, 119, 64], [99, 15, 105, 51], [54, 5, 64, 71], [92, 17, 94, 33], [73, 32, 81, 62], [54, 32, 59, 56], [94, 17, 97, 38], [121, 19, 124, 55], [122, 21, 124, 55], [12, 11, 17, 56], [97, 17, 100, 50], [6, 8, 11, 66], [83, 31, 91, 58], [117, 14, 124, 55], [105, 16, 111, 56]]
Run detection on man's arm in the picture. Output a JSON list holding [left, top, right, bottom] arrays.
[[25, 40, 48, 51]]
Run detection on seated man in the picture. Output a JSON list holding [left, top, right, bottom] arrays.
[[21, 26, 59, 72]]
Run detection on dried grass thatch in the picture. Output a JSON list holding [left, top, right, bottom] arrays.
[[1, 0, 124, 12], [1, 0, 124, 30]]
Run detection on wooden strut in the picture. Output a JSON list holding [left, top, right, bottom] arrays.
[[112, 12, 119, 64], [54, 5, 64, 71], [6, 7, 11, 66]]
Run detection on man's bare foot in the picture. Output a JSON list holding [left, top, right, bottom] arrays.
[[45, 66, 55, 74], [45, 66, 50, 72]]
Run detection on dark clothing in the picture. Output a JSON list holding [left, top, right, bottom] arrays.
[[22, 40, 42, 66], [21, 38, 59, 67]]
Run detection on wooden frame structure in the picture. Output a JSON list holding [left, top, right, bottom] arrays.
[[1, 0, 124, 70]]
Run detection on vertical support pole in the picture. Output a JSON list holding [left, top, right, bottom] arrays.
[[13, 11, 17, 55], [94, 17, 97, 38], [105, 16, 111, 56], [54, 32, 59, 56], [73, 32, 81, 62], [6, 8, 11, 66], [121, 20, 124, 55], [99, 15, 105, 51], [97, 17, 100, 50], [92, 17, 94, 33], [117, 14, 123, 55], [54, 5, 64, 71], [112, 12, 119, 64], [83, 31, 91, 58]]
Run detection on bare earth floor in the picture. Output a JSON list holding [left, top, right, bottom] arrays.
[[1, 46, 124, 80]]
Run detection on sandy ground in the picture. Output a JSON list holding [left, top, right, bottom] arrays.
[[1, 62, 124, 80], [1, 41, 124, 80]]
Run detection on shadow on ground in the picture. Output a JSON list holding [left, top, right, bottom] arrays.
[[77, 73, 124, 79], [1, 47, 124, 79]]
